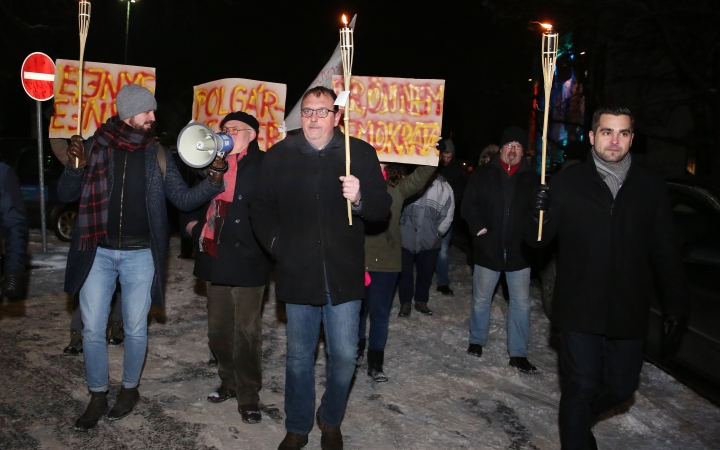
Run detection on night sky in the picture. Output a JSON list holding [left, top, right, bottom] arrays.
[[1, 0, 554, 160]]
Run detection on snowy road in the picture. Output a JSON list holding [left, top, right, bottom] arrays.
[[0, 233, 718, 449]]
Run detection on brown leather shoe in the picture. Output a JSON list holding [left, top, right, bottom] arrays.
[[316, 412, 343, 450], [278, 431, 308, 450]]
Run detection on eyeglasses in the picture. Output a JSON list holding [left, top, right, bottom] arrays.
[[300, 108, 335, 118], [221, 126, 253, 135], [503, 143, 524, 150]]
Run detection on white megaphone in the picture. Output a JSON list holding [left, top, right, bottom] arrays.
[[177, 122, 234, 168]]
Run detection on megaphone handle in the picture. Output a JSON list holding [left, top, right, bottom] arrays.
[[209, 158, 229, 173]]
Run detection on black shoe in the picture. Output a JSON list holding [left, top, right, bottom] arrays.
[[64, 330, 83, 355], [467, 344, 483, 357], [509, 357, 538, 374], [398, 303, 411, 318], [317, 411, 344, 450], [207, 385, 236, 403], [239, 404, 262, 424], [107, 387, 139, 421], [207, 355, 218, 366], [367, 350, 388, 382], [436, 285, 454, 296], [278, 432, 308, 450], [589, 429, 598, 450], [74, 390, 109, 431], [108, 321, 124, 345], [415, 302, 433, 316]]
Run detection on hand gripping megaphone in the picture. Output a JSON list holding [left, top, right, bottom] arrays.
[[177, 122, 234, 168]]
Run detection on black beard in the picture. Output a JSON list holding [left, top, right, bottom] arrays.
[[131, 121, 156, 133]]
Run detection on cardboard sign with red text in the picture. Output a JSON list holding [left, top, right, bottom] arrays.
[[49, 59, 156, 138], [332, 75, 444, 166], [192, 78, 287, 151]]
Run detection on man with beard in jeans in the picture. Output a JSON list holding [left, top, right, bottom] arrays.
[[59, 84, 226, 431]]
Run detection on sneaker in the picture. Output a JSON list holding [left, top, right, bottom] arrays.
[[64, 330, 83, 356], [367, 366, 389, 382], [509, 357, 538, 374], [436, 285, 454, 296], [207, 386, 236, 403], [415, 302, 433, 316], [239, 404, 262, 424], [278, 431, 308, 450], [467, 344, 483, 357], [398, 303, 411, 318]]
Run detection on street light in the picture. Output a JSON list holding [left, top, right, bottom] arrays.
[[121, 0, 137, 64]]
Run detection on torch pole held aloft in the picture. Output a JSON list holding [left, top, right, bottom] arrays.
[[538, 29, 558, 241], [340, 16, 354, 225], [76, 0, 91, 168]]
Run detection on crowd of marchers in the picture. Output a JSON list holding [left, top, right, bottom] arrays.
[[0, 82, 689, 450]]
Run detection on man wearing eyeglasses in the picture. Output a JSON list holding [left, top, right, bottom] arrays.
[[251, 86, 391, 450], [461, 126, 539, 373], [182, 111, 270, 425]]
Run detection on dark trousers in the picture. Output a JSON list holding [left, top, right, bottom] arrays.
[[559, 330, 644, 450], [207, 283, 265, 405], [398, 247, 440, 305], [359, 271, 399, 352]]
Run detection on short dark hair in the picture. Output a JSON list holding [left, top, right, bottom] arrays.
[[301, 86, 339, 112], [384, 163, 406, 188], [591, 106, 634, 133]]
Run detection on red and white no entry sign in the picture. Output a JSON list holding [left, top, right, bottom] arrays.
[[21, 52, 56, 101]]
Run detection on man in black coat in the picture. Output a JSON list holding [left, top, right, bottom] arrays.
[[59, 84, 226, 431], [251, 86, 391, 450], [530, 106, 688, 449], [183, 112, 270, 424], [461, 126, 538, 373]]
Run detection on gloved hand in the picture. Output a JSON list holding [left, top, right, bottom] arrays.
[[205, 155, 227, 186], [1, 270, 26, 302], [67, 135, 86, 169], [531, 184, 551, 220], [661, 315, 688, 358]]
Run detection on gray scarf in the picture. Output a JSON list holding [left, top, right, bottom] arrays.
[[592, 149, 631, 198]]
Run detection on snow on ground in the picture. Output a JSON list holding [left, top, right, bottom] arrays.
[[0, 232, 718, 449]]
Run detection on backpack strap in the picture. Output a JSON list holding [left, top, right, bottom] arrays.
[[156, 144, 166, 181]]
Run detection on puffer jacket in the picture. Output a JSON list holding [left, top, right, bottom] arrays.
[[399, 175, 454, 253]]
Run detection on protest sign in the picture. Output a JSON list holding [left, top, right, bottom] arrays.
[[332, 75, 444, 166], [192, 78, 286, 151], [49, 60, 156, 138]]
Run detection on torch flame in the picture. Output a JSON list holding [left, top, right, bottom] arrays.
[[540, 23, 553, 31], [342, 14, 348, 26]]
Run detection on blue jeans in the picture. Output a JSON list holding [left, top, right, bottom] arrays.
[[435, 227, 452, 286], [359, 272, 399, 352], [469, 264, 531, 357], [285, 297, 360, 434], [80, 247, 154, 392]]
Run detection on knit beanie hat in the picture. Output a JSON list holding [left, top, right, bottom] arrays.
[[500, 126, 527, 149], [220, 111, 260, 136], [117, 84, 157, 120], [438, 138, 455, 155]]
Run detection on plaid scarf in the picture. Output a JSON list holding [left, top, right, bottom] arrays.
[[76, 116, 155, 250], [199, 151, 245, 257]]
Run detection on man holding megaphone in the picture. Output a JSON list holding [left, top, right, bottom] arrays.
[[58, 84, 227, 431], [182, 111, 270, 425]]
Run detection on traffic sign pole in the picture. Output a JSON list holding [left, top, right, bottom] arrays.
[[36, 101, 47, 252]]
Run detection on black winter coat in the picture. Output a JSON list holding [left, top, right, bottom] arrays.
[[250, 128, 392, 306], [0, 163, 28, 273], [185, 145, 270, 287], [531, 154, 688, 339], [462, 155, 537, 271], [58, 139, 223, 308]]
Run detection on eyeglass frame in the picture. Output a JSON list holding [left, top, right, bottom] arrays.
[[300, 107, 337, 119], [221, 126, 254, 135], [502, 143, 524, 150]]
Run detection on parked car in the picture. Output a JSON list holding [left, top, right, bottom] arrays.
[[539, 177, 720, 405], [0, 138, 78, 242]]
